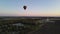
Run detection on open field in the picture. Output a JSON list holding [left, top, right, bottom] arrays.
[[0, 16, 60, 34]]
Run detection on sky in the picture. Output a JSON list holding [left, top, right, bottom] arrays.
[[0, 0, 60, 16]]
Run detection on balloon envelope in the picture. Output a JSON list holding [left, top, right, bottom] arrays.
[[23, 6, 27, 10]]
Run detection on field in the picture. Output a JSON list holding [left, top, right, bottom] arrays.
[[0, 16, 60, 34]]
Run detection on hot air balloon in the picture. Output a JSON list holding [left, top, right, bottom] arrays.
[[23, 5, 27, 10]]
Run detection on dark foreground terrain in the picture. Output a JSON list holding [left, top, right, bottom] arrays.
[[0, 16, 60, 34]]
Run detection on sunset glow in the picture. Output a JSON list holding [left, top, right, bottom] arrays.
[[0, 0, 60, 16]]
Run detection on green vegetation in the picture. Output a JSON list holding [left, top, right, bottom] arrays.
[[0, 17, 42, 34], [0, 17, 60, 34]]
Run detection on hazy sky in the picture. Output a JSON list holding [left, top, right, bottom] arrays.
[[0, 0, 60, 16]]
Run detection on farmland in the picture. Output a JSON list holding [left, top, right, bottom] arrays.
[[0, 16, 60, 34]]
